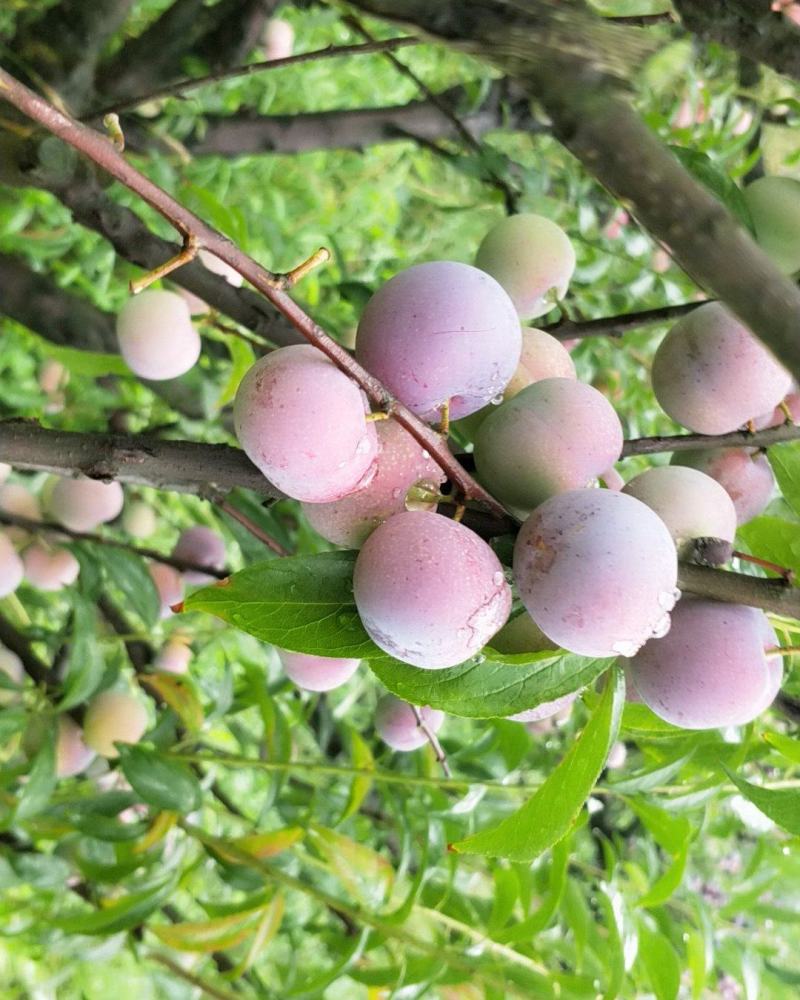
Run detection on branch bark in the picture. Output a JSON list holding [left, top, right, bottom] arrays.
[[674, 1, 800, 84], [622, 423, 800, 457], [0, 68, 502, 516], [348, 0, 800, 386], [678, 562, 800, 619], [0, 420, 280, 499], [542, 301, 701, 342]]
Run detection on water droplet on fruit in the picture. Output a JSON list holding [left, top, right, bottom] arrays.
[[611, 639, 640, 657], [493, 571, 505, 587]]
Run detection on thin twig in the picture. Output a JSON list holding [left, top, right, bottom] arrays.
[[410, 704, 451, 777], [542, 300, 701, 341], [622, 422, 800, 457], [88, 37, 420, 120], [147, 951, 243, 1000], [0, 69, 503, 518], [0, 511, 230, 579], [206, 493, 289, 557]]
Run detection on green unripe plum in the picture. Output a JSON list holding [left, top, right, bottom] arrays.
[[148, 561, 184, 618], [0, 644, 24, 705], [116, 290, 201, 380], [172, 526, 226, 584], [474, 378, 623, 511], [513, 489, 679, 658], [475, 213, 576, 319], [122, 500, 158, 539], [503, 327, 576, 398], [354, 511, 511, 668], [0, 483, 41, 522], [490, 611, 558, 655], [23, 543, 80, 591], [354, 261, 522, 422], [234, 345, 379, 502], [375, 694, 444, 751], [0, 532, 24, 598], [302, 418, 445, 548], [626, 599, 782, 729], [508, 690, 578, 723], [153, 637, 192, 675], [743, 176, 800, 274], [48, 476, 123, 532], [276, 649, 360, 692], [622, 466, 737, 555], [83, 691, 149, 758], [652, 303, 791, 434], [56, 716, 96, 778], [671, 447, 774, 525]]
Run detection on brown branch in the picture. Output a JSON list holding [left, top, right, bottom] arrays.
[[203, 492, 289, 557], [0, 511, 230, 579], [410, 704, 451, 777], [347, 0, 800, 386], [542, 300, 701, 341], [622, 422, 800, 457], [89, 38, 420, 120], [0, 69, 504, 518], [0, 420, 281, 499], [678, 562, 800, 618]]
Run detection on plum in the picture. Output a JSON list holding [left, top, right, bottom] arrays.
[[302, 418, 445, 547], [276, 649, 360, 692], [148, 562, 184, 618], [474, 378, 623, 511], [234, 344, 379, 502], [513, 488, 679, 658], [652, 303, 791, 434], [0, 483, 41, 522], [56, 715, 96, 778], [743, 175, 800, 274], [626, 598, 782, 729], [172, 526, 226, 584], [263, 17, 294, 60], [48, 476, 123, 532], [122, 500, 157, 539], [116, 289, 201, 380], [504, 327, 576, 399], [672, 447, 775, 525], [475, 213, 576, 319], [622, 465, 737, 555], [82, 690, 149, 758], [353, 511, 511, 668], [154, 636, 192, 675], [354, 261, 521, 421], [23, 543, 80, 591], [0, 531, 24, 598], [508, 690, 578, 723], [0, 644, 24, 705], [375, 694, 444, 751]]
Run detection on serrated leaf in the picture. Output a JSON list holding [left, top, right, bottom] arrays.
[[738, 516, 800, 578], [723, 763, 800, 835], [15, 726, 56, 821], [59, 596, 105, 711], [140, 673, 203, 732], [99, 547, 161, 626], [371, 650, 613, 719], [185, 552, 384, 659], [452, 667, 624, 860], [118, 745, 202, 814]]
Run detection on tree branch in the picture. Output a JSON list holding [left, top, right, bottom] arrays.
[[0, 69, 503, 516], [622, 423, 800, 457], [678, 562, 800, 618], [0, 420, 280, 498], [674, 0, 800, 84], [542, 300, 701, 341], [0, 610, 51, 687], [90, 38, 420, 120], [184, 82, 539, 157], [347, 0, 800, 385]]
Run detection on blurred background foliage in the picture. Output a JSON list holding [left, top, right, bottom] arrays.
[[2, 1, 800, 998]]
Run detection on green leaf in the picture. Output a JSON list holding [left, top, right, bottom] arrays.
[[769, 441, 800, 519], [669, 146, 753, 231], [185, 552, 383, 659], [118, 745, 202, 814], [339, 728, 374, 823], [216, 336, 255, 411], [607, 751, 694, 794], [723, 763, 800, 835], [764, 730, 800, 765], [371, 650, 613, 719], [53, 874, 178, 935], [140, 673, 204, 733], [15, 726, 56, 821], [638, 838, 690, 908], [59, 596, 106, 711], [452, 667, 625, 860], [638, 922, 681, 1000], [737, 516, 800, 579], [152, 904, 266, 953], [38, 342, 130, 377], [99, 547, 161, 626]]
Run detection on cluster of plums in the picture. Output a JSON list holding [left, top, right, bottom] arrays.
[[226, 209, 793, 734]]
